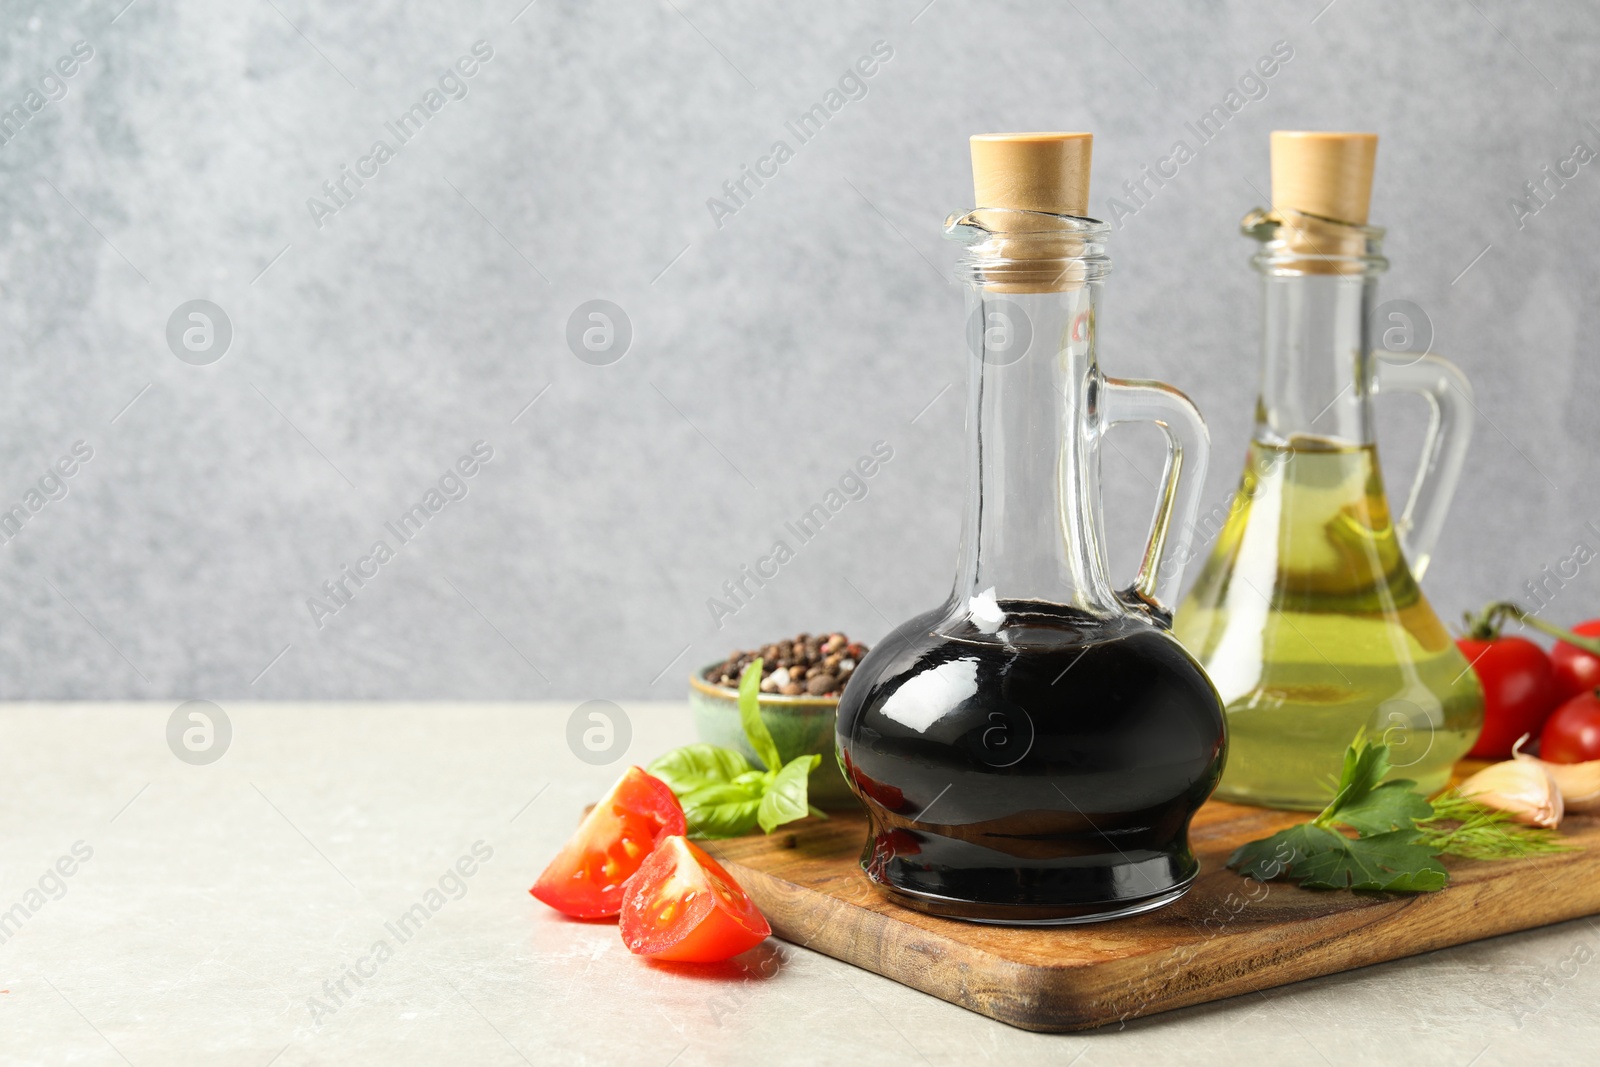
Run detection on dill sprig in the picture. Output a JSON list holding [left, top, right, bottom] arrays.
[[1415, 790, 1575, 861]]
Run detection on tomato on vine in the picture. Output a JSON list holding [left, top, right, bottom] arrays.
[[1550, 619, 1600, 706], [1542, 690, 1600, 764], [1458, 602, 1600, 760], [1458, 603, 1558, 760]]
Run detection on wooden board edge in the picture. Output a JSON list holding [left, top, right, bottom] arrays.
[[730, 852, 1600, 1032], [1098, 854, 1600, 1031]]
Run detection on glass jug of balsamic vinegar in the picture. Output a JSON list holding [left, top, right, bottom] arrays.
[[836, 133, 1226, 924], [1173, 132, 1483, 810]]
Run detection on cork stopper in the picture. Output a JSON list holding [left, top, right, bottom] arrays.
[[971, 133, 1092, 216], [1266, 131, 1377, 270], [967, 133, 1094, 294], [1270, 131, 1378, 226]]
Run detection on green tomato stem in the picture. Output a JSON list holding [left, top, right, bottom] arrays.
[[1472, 600, 1600, 655]]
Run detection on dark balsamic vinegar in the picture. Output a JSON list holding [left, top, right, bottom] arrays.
[[845, 133, 1230, 923], [836, 601, 1226, 923]]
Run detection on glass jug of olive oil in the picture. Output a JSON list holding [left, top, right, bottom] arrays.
[[1173, 132, 1483, 810]]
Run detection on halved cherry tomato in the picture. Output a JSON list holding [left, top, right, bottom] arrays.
[[619, 836, 770, 962], [1457, 632, 1557, 759], [1540, 690, 1600, 764], [1550, 620, 1600, 706], [530, 767, 685, 919]]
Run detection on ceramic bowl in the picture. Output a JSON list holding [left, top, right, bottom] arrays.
[[687, 664, 857, 810]]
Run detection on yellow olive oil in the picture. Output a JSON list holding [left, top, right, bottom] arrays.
[[1173, 438, 1483, 809]]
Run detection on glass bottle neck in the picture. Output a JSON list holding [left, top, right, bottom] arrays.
[[1248, 210, 1387, 449], [1254, 270, 1377, 447], [950, 282, 1120, 625]]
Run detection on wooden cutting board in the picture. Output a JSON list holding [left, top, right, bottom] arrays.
[[709, 791, 1600, 1032]]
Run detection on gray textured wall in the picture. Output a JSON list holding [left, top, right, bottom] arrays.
[[2, 0, 1596, 700]]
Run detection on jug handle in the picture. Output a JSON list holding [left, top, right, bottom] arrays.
[[1373, 351, 1474, 581], [1100, 378, 1211, 622]]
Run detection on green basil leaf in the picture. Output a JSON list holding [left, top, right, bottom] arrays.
[[686, 800, 762, 839], [757, 754, 821, 834], [680, 781, 765, 839], [647, 744, 752, 796], [738, 659, 783, 773]]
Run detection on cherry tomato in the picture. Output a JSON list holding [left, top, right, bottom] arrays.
[[1457, 634, 1558, 759], [619, 836, 770, 962], [1540, 690, 1600, 764], [530, 767, 686, 919], [1550, 620, 1600, 706]]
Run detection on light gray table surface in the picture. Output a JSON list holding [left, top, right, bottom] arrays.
[[2, 701, 1596, 1066]]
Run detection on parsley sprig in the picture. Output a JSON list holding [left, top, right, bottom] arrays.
[[1229, 733, 1572, 892], [648, 659, 825, 839]]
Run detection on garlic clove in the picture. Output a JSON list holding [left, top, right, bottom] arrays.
[[1513, 734, 1600, 813], [1456, 759, 1564, 828]]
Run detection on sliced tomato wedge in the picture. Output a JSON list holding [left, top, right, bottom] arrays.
[[530, 767, 686, 919], [620, 836, 770, 962]]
